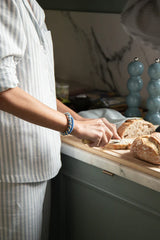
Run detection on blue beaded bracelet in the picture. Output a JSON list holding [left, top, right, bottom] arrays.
[[61, 112, 74, 136]]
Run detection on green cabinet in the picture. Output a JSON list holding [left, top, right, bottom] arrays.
[[50, 153, 160, 240]]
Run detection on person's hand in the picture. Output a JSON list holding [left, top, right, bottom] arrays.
[[72, 118, 120, 147]]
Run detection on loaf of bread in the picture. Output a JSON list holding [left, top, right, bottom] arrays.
[[130, 132, 160, 164], [117, 119, 156, 139]]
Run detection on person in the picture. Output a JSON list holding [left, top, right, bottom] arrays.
[[0, 0, 120, 239]]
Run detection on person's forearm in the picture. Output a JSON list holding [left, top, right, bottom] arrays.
[[0, 87, 120, 147], [0, 87, 68, 132], [56, 99, 85, 121]]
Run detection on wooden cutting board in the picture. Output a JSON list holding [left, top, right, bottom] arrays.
[[61, 135, 160, 179]]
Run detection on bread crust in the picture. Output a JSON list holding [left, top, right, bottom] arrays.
[[130, 133, 160, 164], [118, 119, 156, 139]]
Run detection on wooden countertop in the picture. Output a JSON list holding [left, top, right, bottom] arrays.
[[61, 135, 160, 180]]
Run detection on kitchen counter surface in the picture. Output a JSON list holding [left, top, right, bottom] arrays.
[[61, 136, 160, 192]]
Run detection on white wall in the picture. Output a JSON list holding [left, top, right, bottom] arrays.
[[45, 10, 159, 107]]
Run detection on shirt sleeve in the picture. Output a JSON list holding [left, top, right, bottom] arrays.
[[0, 0, 27, 92]]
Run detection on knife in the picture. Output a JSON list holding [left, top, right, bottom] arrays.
[[82, 138, 121, 145]]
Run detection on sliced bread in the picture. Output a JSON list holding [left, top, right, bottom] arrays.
[[117, 119, 156, 139]]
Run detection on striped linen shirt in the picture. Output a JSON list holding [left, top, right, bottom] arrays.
[[0, 0, 61, 182]]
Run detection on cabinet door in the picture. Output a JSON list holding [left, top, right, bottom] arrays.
[[52, 154, 160, 240], [64, 177, 160, 240]]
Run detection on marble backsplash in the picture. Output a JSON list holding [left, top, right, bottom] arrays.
[[45, 10, 160, 108]]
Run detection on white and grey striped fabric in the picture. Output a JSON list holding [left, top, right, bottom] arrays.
[[0, 181, 48, 240], [0, 0, 61, 182]]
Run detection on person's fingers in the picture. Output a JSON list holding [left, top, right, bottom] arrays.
[[101, 118, 121, 139], [75, 118, 119, 148], [104, 127, 113, 142], [98, 119, 113, 142], [90, 120, 104, 147], [89, 120, 111, 147], [89, 134, 102, 147], [99, 133, 109, 147], [109, 123, 121, 139]]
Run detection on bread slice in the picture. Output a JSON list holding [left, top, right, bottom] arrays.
[[104, 138, 134, 150], [83, 138, 134, 149], [118, 119, 156, 139], [130, 132, 160, 164]]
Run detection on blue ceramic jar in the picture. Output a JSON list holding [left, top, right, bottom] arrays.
[[125, 57, 144, 117], [145, 58, 160, 124]]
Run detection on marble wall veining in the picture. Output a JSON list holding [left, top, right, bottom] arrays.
[[45, 10, 159, 107]]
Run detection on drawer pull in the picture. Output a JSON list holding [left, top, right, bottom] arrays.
[[102, 170, 114, 176]]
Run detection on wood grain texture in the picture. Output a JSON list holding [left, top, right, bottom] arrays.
[[61, 135, 160, 179]]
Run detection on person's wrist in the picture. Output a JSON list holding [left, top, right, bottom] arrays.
[[61, 112, 74, 136], [77, 115, 86, 121]]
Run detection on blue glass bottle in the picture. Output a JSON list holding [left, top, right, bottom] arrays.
[[145, 58, 160, 124], [125, 57, 144, 117]]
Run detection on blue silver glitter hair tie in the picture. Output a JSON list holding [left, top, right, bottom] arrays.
[[61, 112, 74, 136]]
